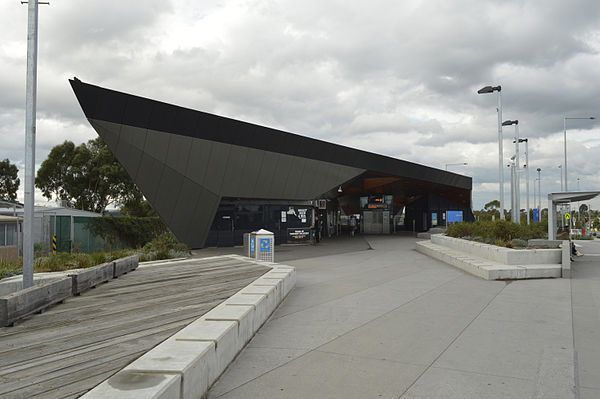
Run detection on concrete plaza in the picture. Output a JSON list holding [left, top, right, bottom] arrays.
[[207, 235, 600, 399]]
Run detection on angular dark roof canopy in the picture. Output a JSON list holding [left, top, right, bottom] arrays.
[[70, 78, 472, 248]]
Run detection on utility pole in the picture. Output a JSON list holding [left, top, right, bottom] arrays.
[[23, 0, 48, 288]]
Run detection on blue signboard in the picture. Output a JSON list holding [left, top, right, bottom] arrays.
[[432, 212, 438, 226], [250, 237, 255, 252], [447, 211, 463, 223], [259, 238, 271, 252], [532, 208, 540, 223]]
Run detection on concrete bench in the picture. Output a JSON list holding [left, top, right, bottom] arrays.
[[417, 236, 568, 280], [81, 260, 296, 399]]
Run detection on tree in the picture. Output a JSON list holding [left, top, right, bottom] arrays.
[[484, 200, 500, 210], [120, 197, 157, 217], [36, 138, 141, 213], [0, 158, 20, 201]]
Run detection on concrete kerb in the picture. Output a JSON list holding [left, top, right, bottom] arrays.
[[81, 257, 296, 399], [561, 240, 571, 278]]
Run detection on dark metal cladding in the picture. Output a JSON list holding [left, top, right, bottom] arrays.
[[70, 79, 471, 189], [69, 78, 473, 248]]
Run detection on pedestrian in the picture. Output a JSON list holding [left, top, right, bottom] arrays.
[[350, 216, 356, 237]]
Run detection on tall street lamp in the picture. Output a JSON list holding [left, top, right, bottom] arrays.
[[558, 164, 563, 191], [563, 116, 595, 191], [537, 167, 541, 211], [445, 162, 468, 171], [517, 138, 530, 225], [503, 120, 519, 223], [478, 85, 504, 220], [507, 158, 518, 223]]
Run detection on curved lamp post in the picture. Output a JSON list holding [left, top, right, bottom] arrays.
[[503, 120, 519, 223], [478, 85, 504, 219]]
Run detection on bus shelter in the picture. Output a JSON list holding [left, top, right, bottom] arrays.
[[547, 191, 600, 240]]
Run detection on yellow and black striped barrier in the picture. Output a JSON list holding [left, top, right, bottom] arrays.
[[52, 235, 57, 254]]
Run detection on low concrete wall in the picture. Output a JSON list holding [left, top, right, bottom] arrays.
[[561, 240, 571, 278], [0, 277, 72, 327], [69, 262, 114, 296], [528, 239, 562, 248], [83, 261, 296, 399], [431, 234, 561, 265]]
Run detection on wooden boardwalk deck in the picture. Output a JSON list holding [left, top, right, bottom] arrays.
[[0, 256, 269, 399]]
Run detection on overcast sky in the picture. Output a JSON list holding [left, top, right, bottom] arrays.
[[1, 0, 599, 211]]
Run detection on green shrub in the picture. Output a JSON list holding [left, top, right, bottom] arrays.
[[447, 219, 546, 245], [143, 233, 189, 260], [88, 216, 169, 249]]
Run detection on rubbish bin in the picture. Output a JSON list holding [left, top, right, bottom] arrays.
[[248, 229, 274, 262]]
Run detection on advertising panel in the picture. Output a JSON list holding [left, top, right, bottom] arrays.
[[288, 228, 311, 243], [447, 210, 463, 223]]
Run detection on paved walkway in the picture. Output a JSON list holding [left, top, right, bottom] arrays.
[[571, 240, 600, 398], [0, 256, 269, 399], [207, 235, 594, 399]]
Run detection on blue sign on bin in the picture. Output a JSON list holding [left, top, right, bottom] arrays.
[[447, 211, 463, 223], [533, 208, 540, 223], [250, 237, 255, 252], [259, 238, 271, 252]]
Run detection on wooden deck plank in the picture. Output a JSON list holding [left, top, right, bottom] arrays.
[[0, 256, 269, 398]]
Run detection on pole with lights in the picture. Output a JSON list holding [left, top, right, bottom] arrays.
[[477, 85, 504, 220]]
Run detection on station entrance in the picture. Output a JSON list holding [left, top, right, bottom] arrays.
[[360, 195, 393, 234]]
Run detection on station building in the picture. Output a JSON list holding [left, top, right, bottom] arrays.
[[70, 79, 473, 248]]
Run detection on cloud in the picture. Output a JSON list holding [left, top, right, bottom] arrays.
[[1, 0, 600, 210]]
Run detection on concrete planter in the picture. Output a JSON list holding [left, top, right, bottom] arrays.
[[431, 234, 562, 265]]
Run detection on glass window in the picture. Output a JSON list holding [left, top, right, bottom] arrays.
[[6, 224, 16, 246], [0, 224, 6, 247]]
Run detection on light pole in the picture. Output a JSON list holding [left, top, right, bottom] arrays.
[[478, 85, 504, 220], [503, 120, 519, 223], [563, 116, 595, 191], [517, 138, 530, 224], [23, 0, 41, 289], [445, 162, 468, 171], [507, 158, 518, 223], [558, 165, 563, 191], [537, 167, 541, 211]]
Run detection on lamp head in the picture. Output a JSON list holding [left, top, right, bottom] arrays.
[[477, 85, 501, 94], [502, 120, 518, 126]]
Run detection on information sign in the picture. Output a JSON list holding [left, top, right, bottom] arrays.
[[288, 228, 311, 242], [532, 208, 540, 223], [447, 210, 463, 223]]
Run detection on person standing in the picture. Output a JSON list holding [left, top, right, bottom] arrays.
[[350, 216, 357, 237]]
